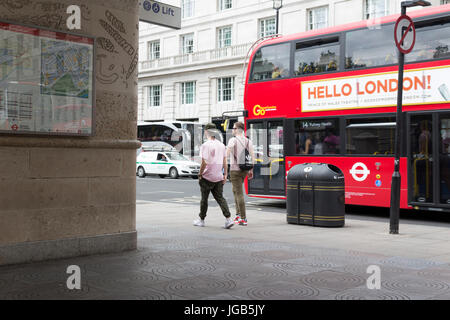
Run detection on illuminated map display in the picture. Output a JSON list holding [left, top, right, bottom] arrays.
[[0, 21, 94, 136]]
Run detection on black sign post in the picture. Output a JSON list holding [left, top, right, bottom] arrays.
[[389, 0, 430, 234]]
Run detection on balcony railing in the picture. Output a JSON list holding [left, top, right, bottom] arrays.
[[139, 43, 252, 72]]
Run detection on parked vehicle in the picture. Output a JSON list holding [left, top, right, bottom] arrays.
[[136, 149, 200, 179]]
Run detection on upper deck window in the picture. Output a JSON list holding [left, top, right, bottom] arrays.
[[345, 24, 397, 69], [250, 43, 290, 81], [294, 37, 339, 76], [406, 18, 450, 62]]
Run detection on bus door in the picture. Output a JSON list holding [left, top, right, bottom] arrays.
[[247, 120, 285, 196], [408, 112, 450, 209]]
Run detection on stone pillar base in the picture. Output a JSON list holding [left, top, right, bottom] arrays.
[[0, 232, 137, 266]]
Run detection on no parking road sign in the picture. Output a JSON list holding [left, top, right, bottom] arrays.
[[394, 14, 416, 54]]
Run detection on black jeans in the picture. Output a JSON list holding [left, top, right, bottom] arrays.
[[198, 178, 231, 220]]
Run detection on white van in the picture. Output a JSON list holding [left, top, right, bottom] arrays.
[[136, 150, 200, 179]]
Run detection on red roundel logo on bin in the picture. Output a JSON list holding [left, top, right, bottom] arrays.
[[349, 162, 370, 182]]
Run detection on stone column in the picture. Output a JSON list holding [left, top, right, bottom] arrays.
[[0, 0, 139, 265]]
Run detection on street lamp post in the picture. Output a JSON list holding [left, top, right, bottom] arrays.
[[389, 0, 431, 235], [273, 0, 283, 34]]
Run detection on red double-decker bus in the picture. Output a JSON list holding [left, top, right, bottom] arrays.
[[243, 4, 450, 212]]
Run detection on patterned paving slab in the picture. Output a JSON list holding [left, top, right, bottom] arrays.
[[2, 202, 450, 300]]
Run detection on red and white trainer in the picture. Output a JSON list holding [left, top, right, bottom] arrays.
[[238, 218, 247, 226]]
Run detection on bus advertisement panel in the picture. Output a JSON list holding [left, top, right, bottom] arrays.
[[301, 65, 450, 112]]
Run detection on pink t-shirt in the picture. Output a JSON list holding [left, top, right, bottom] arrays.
[[200, 139, 226, 182], [227, 136, 254, 171]]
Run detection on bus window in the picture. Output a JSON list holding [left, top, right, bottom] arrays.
[[440, 116, 450, 204], [345, 24, 397, 69], [250, 43, 290, 81], [406, 19, 450, 63], [410, 115, 433, 203], [294, 119, 340, 155], [268, 121, 284, 158], [294, 38, 340, 76], [345, 117, 395, 155]]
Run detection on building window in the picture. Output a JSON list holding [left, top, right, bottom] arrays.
[[364, 0, 389, 20], [219, 0, 232, 11], [147, 40, 160, 60], [148, 85, 162, 107], [217, 77, 235, 102], [182, 0, 195, 18], [259, 17, 276, 38], [181, 33, 194, 54], [217, 26, 232, 48], [307, 6, 328, 31], [181, 82, 196, 105]]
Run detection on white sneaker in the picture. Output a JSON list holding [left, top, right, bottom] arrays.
[[193, 219, 205, 227], [224, 218, 234, 229]]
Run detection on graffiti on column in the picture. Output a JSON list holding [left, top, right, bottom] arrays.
[[96, 54, 120, 85], [99, 19, 135, 56], [105, 10, 126, 34], [97, 37, 117, 53], [97, 9, 138, 88]]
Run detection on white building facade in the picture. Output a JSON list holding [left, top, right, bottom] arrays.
[[138, 0, 447, 124]]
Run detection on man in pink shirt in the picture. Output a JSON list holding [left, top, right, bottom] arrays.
[[193, 123, 234, 229]]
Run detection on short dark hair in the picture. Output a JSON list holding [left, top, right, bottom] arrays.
[[205, 123, 216, 130], [204, 123, 218, 139]]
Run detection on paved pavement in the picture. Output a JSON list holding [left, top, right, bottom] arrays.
[[1, 194, 450, 301]]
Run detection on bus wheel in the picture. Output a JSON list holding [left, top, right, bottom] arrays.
[[137, 166, 146, 178], [169, 167, 179, 179], [159, 174, 166, 178]]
